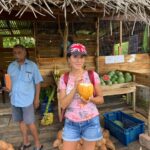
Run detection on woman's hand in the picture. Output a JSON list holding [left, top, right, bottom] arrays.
[[74, 76, 83, 88], [80, 95, 93, 104]]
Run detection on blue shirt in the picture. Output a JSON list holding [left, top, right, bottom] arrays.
[[7, 59, 43, 107]]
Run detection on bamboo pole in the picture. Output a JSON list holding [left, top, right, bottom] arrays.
[[63, 20, 68, 57], [148, 25, 150, 52], [96, 17, 100, 73], [33, 22, 37, 60], [119, 21, 122, 55], [148, 88, 150, 136]]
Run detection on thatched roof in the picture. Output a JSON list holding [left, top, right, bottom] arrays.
[[1, 0, 150, 24]]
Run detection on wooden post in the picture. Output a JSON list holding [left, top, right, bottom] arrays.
[[148, 25, 150, 52], [63, 21, 68, 57], [119, 21, 122, 55], [148, 88, 150, 136], [33, 22, 36, 60], [96, 17, 100, 73], [0, 36, 3, 47]]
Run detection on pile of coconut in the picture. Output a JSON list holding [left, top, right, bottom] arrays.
[[53, 128, 115, 150], [0, 140, 14, 150]]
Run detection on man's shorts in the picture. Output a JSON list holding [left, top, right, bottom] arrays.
[[62, 115, 103, 142], [11, 104, 35, 124]]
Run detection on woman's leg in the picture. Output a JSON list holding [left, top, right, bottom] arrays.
[[63, 141, 78, 150], [82, 140, 96, 150]]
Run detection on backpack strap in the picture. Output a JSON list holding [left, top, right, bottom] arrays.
[[88, 70, 96, 96], [88, 70, 95, 86], [60, 72, 69, 122], [63, 72, 69, 86]]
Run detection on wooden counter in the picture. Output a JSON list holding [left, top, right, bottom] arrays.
[[101, 82, 137, 111], [101, 82, 136, 96]]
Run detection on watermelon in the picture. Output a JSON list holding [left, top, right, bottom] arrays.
[[125, 75, 132, 82], [115, 71, 123, 76], [103, 74, 110, 81], [117, 76, 125, 83], [111, 77, 116, 83], [112, 81, 118, 84], [108, 71, 115, 77], [106, 80, 113, 85], [114, 120, 124, 128], [101, 82, 106, 86]]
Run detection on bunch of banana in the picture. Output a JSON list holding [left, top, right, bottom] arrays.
[[53, 67, 61, 83], [41, 86, 55, 126], [41, 112, 54, 125]]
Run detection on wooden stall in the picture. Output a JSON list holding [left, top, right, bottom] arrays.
[[37, 53, 150, 86], [0, 1, 150, 150]]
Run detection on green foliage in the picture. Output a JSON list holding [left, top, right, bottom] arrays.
[[3, 37, 35, 48]]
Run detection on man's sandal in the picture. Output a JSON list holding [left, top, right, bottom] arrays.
[[33, 145, 43, 150], [18, 143, 31, 150]]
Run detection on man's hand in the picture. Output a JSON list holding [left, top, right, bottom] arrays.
[[2, 87, 10, 92], [34, 98, 40, 109]]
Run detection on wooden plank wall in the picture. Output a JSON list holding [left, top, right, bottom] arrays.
[[0, 48, 35, 71], [35, 21, 96, 57], [135, 73, 150, 87], [99, 54, 150, 74], [37, 54, 150, 87], [36, 34, 97, 57], [37, 56, 95, 87]]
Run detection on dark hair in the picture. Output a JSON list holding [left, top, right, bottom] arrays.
[[13, 44, 29, 59], [13, 44, 26, 50], [66, 53, 87, 58], [66, 53, 71, 58]]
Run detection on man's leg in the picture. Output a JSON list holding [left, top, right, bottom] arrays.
[[28, 123, 41, 148], [19, 121, 30, 145], [23, 104, 42, 149]]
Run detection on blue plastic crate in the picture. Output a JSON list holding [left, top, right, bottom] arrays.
[[103, 111, 144, 145]]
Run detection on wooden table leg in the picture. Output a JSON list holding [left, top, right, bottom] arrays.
[[132, 91, 136, 112], [126, 93, 130, 104]]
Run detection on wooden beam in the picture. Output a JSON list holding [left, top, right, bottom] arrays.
[[0, 48, 35, 51], [0, 10, 102, 22], [101, 15, 142, 22], [1, 34, 33, 37]]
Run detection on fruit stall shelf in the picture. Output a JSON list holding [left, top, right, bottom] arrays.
[[101, 82, 137, 111], [116, 70, 150, 87]]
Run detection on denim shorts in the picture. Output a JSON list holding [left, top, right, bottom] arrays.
[[62, 116, 103, 141], [11, 104, 35, 124]]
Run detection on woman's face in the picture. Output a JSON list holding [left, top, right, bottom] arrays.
[[68, 55, 85, 70]]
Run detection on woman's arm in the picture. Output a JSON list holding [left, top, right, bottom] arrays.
[[59, 87, 77, 109], [90, 83, 104, 105], [59, 76, 82, 109]]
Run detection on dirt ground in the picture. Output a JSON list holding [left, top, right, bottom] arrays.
[[0, 94, 149, 150]]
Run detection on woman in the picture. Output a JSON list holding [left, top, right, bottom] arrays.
[[58, 43, 104, 150]]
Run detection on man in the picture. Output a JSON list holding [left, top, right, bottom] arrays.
[[7, 44, 43, 150]]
